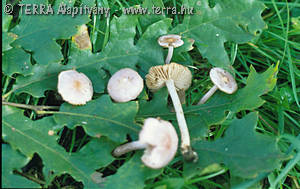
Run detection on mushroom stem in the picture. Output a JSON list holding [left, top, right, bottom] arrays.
[[197, 85, 218, 105], [113, 141, 148, 157], [165, 46, 174, 64], [165, 79, 197, 161]]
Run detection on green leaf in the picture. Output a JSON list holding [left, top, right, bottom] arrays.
[[172, 0, 266, 69], [151, 178, 185, 189], [184, 112, 285, 178], [139, 0, 165, 31], [72, 137, 116, 169], [2, 47, 33, 76], [2, 106, 109, 188], [12, 63, 61, 97], [11, 0, 91, 65], [68, 41, 108, 93], [138, 87, 171, 118], [68, 15, 139, 72], [2, 0, 15, 51], [54, 95, 140, 142], [136, 18, 172, 73], [103, 153, 162, 189], [2, 0, 12, 32], [2, 31, 17, 52], [2, 144, 40, 188]]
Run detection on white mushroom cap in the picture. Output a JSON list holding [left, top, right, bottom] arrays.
[[158, 34, 184, 48], [146, 63, 192, 91], [210, 67, 238, 94], [139, 118, 178, 169], [107, 68, 144, 103], [57, 70, 93, 105]]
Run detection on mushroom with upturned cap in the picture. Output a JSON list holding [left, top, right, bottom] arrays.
[[197, 67, 238, 105], [107, 68, 144, 103], [158, 34, 184, 64], [112, 118, 178, 169], [57, 70, 93, 105], [146, 63, 198, 162]]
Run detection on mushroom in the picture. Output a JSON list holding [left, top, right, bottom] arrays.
[[107, 68, 144, 103], [57, 70, 93, 105], [158, 34, 184, 64], [145, 63, 198, 162], [113, 118, 178, 169], [197, 67, 238, 105]]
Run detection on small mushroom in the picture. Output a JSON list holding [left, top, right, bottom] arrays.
[[158, 34, 184, 64], [57, 70, 93, 105], [197, 67, 238, 105], [113, 118, 178, 169], [107, 68, 144, 103], [146, 63, 198, 162]]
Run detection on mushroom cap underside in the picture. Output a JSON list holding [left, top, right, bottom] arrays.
[[145, 63, 192, 91], [210, 67, 238, 94]]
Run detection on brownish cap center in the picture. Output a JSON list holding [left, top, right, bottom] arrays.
[[164, 38, 177, 44], [73, 80, 82, 90], [222, 76, 229, 84]]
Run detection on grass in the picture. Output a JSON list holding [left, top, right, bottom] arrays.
[[2, 0, 300, 188]]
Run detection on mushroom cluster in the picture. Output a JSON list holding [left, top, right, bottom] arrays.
[[145, 62, 197, 162], [56, 33, 238, 170]]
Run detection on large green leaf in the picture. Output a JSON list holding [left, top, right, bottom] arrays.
[[103, 153, 162, 189], [2, 47, 33, 76], [11, 63, 62, 97], [54, 95, 140, 142], [184, 112, 286, 178], [2, 106, 114, 188], [68, 15, 139, 72], [137, 87, 171, 118], [172, 0, 266, 70], [72, 137, 116, 169], [2, 144, 40, 188], [11, 0, 91, 65]]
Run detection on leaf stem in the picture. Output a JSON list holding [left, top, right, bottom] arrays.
[[2, 101, 60, 113], [14, 170, 46, 185], [2, 91, 13, 99]]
